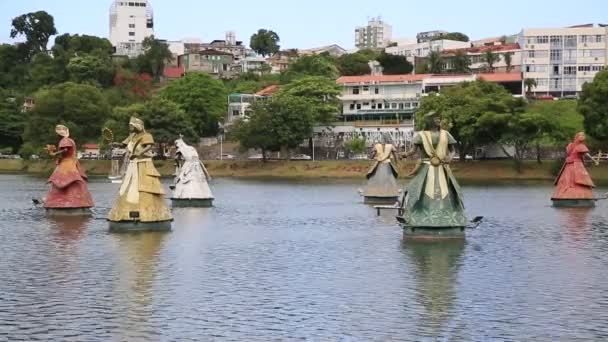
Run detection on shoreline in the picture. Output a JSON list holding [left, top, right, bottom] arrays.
[[2, 159, 608, 184]]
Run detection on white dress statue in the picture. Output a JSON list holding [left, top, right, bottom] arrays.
[[171, 138, 214, 207]]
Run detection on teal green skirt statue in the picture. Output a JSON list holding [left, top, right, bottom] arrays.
[[398, 112, 467, 237]]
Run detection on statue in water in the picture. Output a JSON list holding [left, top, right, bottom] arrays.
[[551, 132, 598, 207], [398, 111, 467, 237], [43, 124, 94, 215], [171, 136, 214, 207], [107, 116, 172, 231], [362, 133, 400, 204]]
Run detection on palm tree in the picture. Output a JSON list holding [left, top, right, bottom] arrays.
[[503, 52, 513, 72], [428, 51, 444, 74], [452, 50, 471, 74], [524, 78, 537, 97], [484, 50, 500, 73]]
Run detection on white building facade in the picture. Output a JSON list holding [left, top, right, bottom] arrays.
[[109, 0, 154, 57], [355, 17, 393, 49], [519, 25, 608, 96], [385, 39, 470, 71]]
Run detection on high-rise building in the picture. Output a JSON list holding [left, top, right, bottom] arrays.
[[355, 17, 393, 49], [519, 24, 608, 96], [109, 0, 154, 57]]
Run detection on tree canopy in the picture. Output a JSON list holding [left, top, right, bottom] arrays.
[[250, 29, 280, 57], [377, 52, 413, 75], [276, 76, 341, 124], [10, 11, 57, 57], [281, 54, 340, 82], [433, 32, 469, 42], [579, 69, 608, 144], [160, 73, 227, 137]]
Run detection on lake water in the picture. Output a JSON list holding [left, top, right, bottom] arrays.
[[1, 174, 608, 341]]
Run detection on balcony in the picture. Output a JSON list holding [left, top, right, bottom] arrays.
[[340, 94, 419, 101]]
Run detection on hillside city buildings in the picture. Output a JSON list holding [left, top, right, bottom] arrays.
[[105, 4, 608, 148]]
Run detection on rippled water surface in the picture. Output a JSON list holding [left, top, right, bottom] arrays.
[[1, 174, 608, 341]]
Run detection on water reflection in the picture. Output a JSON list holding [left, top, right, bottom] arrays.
[[556, 207, 593, 243], [401, 239, 465, 336], [112, 232, 168, 339], [48, 216, 89, 244]]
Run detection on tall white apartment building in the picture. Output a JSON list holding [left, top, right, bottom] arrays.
[[385, 39, 470, 72], [109, 1, 154, 57], [355, 17, 393, 49], [519, 25, 608, 96]]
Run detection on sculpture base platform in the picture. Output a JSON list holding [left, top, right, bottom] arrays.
[[171, 198, 213, 208], [364, 196, 399, 205], [45, 207, 92, 217], [552, 199, 595, 208], [402, 225, 466, 239], [108, 220, 172, 233]]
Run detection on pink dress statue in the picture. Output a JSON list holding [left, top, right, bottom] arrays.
[[44, 125, 94, 210], [552, 132, 595, 201]]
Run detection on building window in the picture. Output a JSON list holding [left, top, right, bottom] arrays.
[[578, 65, 591, 72], [128, 2, 134, 6], [535, 78, 548, 87], [374, 87, 379, 94], [564, 66, 577, 75], [564, 35, 577, 48], [363, 86, 369, 92], [536, 35, 548, 44], [378, 103, 383, 109], [596, 35, 604, 43], [363, 102, 370, 106], [399, 103, 404, 109], [352, 87, 359, 95], [128, 32, 135, 36], [129, 24, 135, 28], [550, 50, 561, 61], [356, 104, 362, 110], [371, 103, 376, 109], [592, 65, 604, 71], [350, 104, 355, 110], [391, 103, 397, 109], [553, 65, 560, 75]]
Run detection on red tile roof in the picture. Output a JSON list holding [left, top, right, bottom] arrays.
[[477, 72, 522, 82], [255, 85, 280, 96], [164, 66, 184, 79], [442, 43, 520, 55], [336, 74, 427, 84]]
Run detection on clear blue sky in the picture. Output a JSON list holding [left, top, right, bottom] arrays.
[[1, 0, 608, 49]]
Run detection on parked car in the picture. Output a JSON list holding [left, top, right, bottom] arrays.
[[217, 153, 235, 160], [452, 154, 474, 161], [292, 154, 312, 160], [248, 153, 264, 160]]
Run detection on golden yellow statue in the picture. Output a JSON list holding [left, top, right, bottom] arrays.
[[107, 117, 172, 231]]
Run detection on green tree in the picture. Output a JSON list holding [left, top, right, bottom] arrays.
[[281, 54, 339, 82], [23, 82, 111, 148], [52, 34, 113, 57], [136, 36, 174, 81], [235, 95, 315, 159], [451, 50, 471, 73], [483, 50, 500, 73], [25, 52, 69, 93], [277, 76, 341, 124], [417, 80, 526, 160], [103, 102, 145, 144], [427, 51, 444, 74], [250, 29, 280, 57], [524, 78, 537, 97], [433, 32, 469, 42], [160, 73, 227, 137], [503, 52, 513, 72], [10, 11, 57, 56], [67, 54, 114, 87], [0, 44, 27, 89], [500, 112, 557, 171], [336, 53, 372, 76], [579, 70, 608, 143], [377, 52, 413, 74], [0, 89, 25, 152], [140, 97, 198, 144], [344, 137, 367, 154]]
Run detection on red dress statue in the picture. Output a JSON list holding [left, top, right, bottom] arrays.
[[44, 125, 94, 210], [552, 132, 596, 203]]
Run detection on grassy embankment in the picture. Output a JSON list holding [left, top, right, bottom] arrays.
[[3, 159, 608, 184]]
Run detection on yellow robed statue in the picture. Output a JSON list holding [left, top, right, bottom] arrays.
[[107, 116, 172, 231]]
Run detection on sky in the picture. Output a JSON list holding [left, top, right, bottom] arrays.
[[1, 0, 608, 49]]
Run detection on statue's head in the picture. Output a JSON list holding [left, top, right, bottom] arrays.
[[424, 111, 441, 130], [174, 135, 187, 151], [574, 131, 586, 143], [55, 124, 69, 138], [129, 116, 145, 133]]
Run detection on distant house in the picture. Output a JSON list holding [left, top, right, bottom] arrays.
[[226, 85, 279, 127], [22, 97, 35, 112], [179, 49, 235, 79]]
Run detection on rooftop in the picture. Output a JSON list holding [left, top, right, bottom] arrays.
[[442, 43, 520, 55], [337, 72, 522, 84], [255, 85, 280, 96]]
